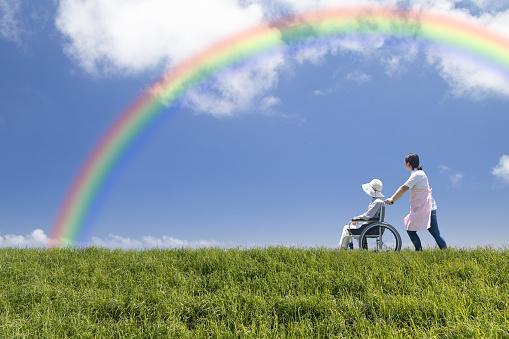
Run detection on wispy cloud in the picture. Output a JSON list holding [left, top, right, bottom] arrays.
[[293, 44, 332, 65], [312, 88, 334, 96], [381, 42, 420, 77], [0, 229, 221, 249], [0, 0, 22, 41], [469, 0, 509, 12], [260, 95, 281, 111], [183, 53, 285, 117], [280, 0, 509, 98], [90, 234, 220, 249], [344, 71, 371, 84], [492, 154, 509, 183], [428, 48, 509, 99], [439, 165, 465, 187], [55, 0, 509, 116]]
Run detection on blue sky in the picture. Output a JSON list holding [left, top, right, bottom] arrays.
[[1, 0, 509, 248]]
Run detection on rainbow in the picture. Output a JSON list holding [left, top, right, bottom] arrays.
[[51, 6, 509, 246]]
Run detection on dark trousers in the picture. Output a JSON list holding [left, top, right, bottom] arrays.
[[406, 210, 447, 251]]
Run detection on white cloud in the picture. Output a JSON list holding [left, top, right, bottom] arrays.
[[419, 4, 509, 98], [470, 0, 509, 12], [312, 88, 328, 96], [0, 229, 48, 248], [0, 228, 222, 249], [56, 0, 265, 74], [278, 1, 509, 98], [345, 71, 371, 84], [449, 172, 464, 186], [260, 95, 281, 110], [439, 165, 465, 187], [292, 36, 386, 65], [429, 51, 509, 98], [183, 53, 285, 117], [381, 42, 420, 76], [0, 0, 21, 41], [280, 0, 509, 98], [55, 0, 509, 116], [90, 234, 220, 249], [294, 44, 332, 64], [493, 154, 509, 183], [274, 0, 384, 12]]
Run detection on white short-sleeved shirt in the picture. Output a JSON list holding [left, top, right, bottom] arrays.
[[403, 169, 438, 210]]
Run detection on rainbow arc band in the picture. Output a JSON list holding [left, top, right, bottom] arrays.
[[51, 6, 509, 246]]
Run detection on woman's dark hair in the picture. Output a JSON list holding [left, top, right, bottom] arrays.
[[405, 153, 423, 170]]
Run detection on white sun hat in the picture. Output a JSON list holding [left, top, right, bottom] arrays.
[[362, 179, 384, 198]]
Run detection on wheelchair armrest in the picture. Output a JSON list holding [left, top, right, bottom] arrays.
[[352, 217, 379, 222]]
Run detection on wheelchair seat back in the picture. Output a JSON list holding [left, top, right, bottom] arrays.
[[379, 205, 385, 222]]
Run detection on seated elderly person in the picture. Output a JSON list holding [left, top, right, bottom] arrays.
[[339, 179, 385, 249]]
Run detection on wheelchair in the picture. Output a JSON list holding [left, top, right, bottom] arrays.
[[346, 205, 402, 251]]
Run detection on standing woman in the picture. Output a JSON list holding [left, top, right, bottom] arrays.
[[385, 154, 447, 251]]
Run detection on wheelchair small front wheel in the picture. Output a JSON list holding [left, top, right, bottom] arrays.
[[358, 223, 402, 252]]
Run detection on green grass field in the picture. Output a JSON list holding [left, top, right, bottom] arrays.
[[0, 248, 508, 338]]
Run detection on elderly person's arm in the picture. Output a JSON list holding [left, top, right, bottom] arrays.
[[385, 185, 409, 205], [352, 199, 384, 221]]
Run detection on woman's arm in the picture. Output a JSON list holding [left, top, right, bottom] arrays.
[[385, 185, 409, 205]]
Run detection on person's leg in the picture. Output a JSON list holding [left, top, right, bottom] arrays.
[[339, 225, 353, 249], [428, 210, 447, 249], [406, 231, 423, 251]]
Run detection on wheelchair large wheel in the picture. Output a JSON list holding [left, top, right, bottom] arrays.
[[358, 223, 402, 251]]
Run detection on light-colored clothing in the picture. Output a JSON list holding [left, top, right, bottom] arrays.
[[404, 169, 437, 210], [404, 188, 433, 231], [339, 197, 384, 249], [354, 198, 385, 220], [340, 224, 353, 249]]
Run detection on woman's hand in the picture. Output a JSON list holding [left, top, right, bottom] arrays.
[[385, 198, 394, 205]]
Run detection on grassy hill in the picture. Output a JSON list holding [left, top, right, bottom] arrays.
[[0, 248, 508, 337]]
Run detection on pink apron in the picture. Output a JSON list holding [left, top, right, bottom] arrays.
[[404, 188, 433, 231]]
